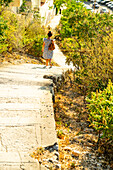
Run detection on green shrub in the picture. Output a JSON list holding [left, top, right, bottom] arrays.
[[23, 19, 45, 57], [0, 0, 12, 6], [0, 16, 8, 53], [0, 8, 45, 57], [86, 80, 113, 141], [19, 0, 27, 13], [55, 0, 113, 96]]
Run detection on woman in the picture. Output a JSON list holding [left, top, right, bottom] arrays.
[[42, 31, 55, 68]]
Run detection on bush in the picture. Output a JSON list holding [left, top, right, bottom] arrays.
[[1, 10, 25, 52], [55, 0, 113, 95], [0, 16, 8, 53], [0, 7, 46, 57], [0, 0, 12, 6], [86, 80, 113, 141], [23, 19, 45, 57]]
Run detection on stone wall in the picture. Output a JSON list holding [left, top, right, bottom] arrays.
[[9, 0, 56, 25], [40, 1, 55, 25]]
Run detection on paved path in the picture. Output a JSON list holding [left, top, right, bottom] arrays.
[[0, 64, 66, 170], [48, 14, 74, 70], [0, 14, 73, 170]]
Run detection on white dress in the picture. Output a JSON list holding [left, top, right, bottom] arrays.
[[43, 38, 53, 59]]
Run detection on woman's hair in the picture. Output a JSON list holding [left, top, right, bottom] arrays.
[[48, 31, 52, 37]]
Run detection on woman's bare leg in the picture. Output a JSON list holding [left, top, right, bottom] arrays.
[[49, 59, 52, 66], [46, 59, 49, 66]]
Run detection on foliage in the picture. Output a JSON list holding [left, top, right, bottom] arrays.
[[86, 80, 113, 142], [56, 0, 113, 95], [54, 0, 84, 12], [0, 16, 8, 53], [54, 0, 66, 12], [57, 130, 64, 139], [23, 19, 45, 57], [0, 8, 46, 57], [0, 0, 12, 6], [1, 10, 25, 52], [19, 0, 28, 13]]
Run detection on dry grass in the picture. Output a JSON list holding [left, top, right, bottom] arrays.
[[54, 72, 113, 169]]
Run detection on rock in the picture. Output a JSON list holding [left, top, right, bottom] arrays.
[[53, 155, 58, 161], [45, 165, 49, 169], [54, 160, 59, 164], [107, 165, 111, 169], [69, 127, 73, 130], [49, 148, 53, 152], [48, 158, 53, 163], [84, 128, 94, 133], [55, 163, 61, 169], [39, 160, 42, 164], [74, 135, 84, 139], [53, 144, 59, 151], [64, 146, 72, 151], [97, 163, 102, 167], [43, 75, 49, 79], [72, 150, 81, 157], [53, 77, 57, 84], [54, 151, 59, 157]]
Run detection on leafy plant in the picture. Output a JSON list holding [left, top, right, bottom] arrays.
[[0, 7, 46, 57], [0, 0, 12, 6], [70, 162, 75, 168], [0, 16, 8, 53], [56, 0, 113, 97], [54, 0, 66, 14], [19, 0, 28, 13], [23, 18, 45, 57], [57, 130, 64, 139], [86, 80, 113, 142]]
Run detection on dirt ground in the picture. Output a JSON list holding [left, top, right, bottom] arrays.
[[0, 52, 46, 66], [53, 73, 113, 170]]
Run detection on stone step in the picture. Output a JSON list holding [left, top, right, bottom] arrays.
[[0, 152, 46, 170], [0, 125, 41, 152], [0, 117, 40, 126], [0, 63, 61, 169], [0, 103, 40, 111], [0, 115, 55, 126], [0, 85, 51, 98], [0, 118, 56, 151]]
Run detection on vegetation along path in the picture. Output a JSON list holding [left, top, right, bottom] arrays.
[[0, 7, 113, 170]]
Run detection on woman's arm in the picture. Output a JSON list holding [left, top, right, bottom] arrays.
[[42, 42, 45, 52]]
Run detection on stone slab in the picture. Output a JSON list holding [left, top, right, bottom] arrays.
[[40, 126, 57, 147], [0, 97, 40, 104], [0, 64, 64, 75], [0, 103, 40, 111], [0, 126, 41, 152], [0, 163, 46, 170], [0, 85, 50, 98], [0, 110, 40, 118], [0, 110, 40, 126], [0, 63, 65, 169], [40, 118, 57, 147], [0, 152, 46, 170], [0, 75, 51, 86], [0, 152, 20, 162], [0, 116, 40, 126]]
